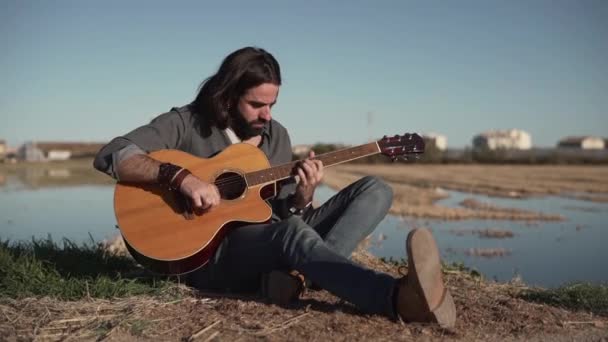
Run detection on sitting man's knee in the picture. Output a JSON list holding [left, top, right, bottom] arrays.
[[277, 216, 317, 240], [360, 176, 393, 201]]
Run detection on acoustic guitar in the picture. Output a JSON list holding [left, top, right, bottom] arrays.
[[114, 133, 425, 275]]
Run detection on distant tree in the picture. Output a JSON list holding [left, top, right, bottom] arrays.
[[310, 143, 340, 155], [417, 144, 443, 163], [472, 147, 508, 163]]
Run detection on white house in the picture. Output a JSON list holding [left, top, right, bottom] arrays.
[[17, 141, 104, 161], [17, 142, 47, 161], [0, 139, 6, 161], [422, 133, 447, 151], [473, 129, 532, 150], [558, 136, 605, 150]]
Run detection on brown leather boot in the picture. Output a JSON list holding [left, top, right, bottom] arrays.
[[396, 228, 456, 328], [261, 270, 305, 306]]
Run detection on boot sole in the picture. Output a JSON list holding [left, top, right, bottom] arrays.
[[406, 228, 456, 328]]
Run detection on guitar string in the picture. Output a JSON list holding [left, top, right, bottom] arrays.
[[209, 147, 361, 187], [207, 153, 417, 187], [211, 150, 376, 186], [192, 143, 417, 188]]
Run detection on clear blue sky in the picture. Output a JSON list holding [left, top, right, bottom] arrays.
[[1, 0, 606, 148]]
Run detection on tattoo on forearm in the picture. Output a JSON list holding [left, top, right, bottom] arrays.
[[117, 154, 162, 183]]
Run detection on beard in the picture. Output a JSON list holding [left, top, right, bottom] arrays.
[[230, 109, 266, 140]]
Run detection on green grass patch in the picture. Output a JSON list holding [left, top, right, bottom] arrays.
[[519, 283, 608, 316], [0, 237, 179, 300], [128, 319, 152, 336]]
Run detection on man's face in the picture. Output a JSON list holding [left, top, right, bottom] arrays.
[[231, 82, 279, 139]]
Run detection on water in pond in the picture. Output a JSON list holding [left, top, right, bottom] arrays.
[[314, 185, 608, 288], [1, 169, 606, 288], [0, 183, 117, 244]]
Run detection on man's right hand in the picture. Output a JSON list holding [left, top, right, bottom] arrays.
[[179, 174, 221, 210]]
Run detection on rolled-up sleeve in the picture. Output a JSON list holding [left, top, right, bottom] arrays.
[[93, 109, 189, 179]]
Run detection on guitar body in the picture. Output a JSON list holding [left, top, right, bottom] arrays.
[[114, 143, 276, 275]]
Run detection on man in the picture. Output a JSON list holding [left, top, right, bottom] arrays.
[[94, 47, 456, 327]]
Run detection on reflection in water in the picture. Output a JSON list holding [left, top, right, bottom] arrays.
[[562, 205, 607, 213], [0, 162, 113, 190], [0, 162, 117, 247], [0, 185, 117, 246], [48, 168, 72, 178]]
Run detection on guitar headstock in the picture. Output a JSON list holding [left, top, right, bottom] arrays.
[[377, 133, 425, 161]]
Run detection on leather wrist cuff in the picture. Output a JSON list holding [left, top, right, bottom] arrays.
[[157, 163, 182, 189], [169, 168, 192, 191]]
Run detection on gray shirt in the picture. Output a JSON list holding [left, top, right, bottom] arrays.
[[93, 104, 297, 219]]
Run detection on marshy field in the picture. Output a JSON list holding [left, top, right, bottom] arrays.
[[1, 161, 607, 341], [323, 164, 608, 219]]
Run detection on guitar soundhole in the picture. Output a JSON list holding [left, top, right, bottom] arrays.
[[214, 171, 246, 200]]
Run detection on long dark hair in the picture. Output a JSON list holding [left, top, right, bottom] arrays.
[[191, 47, 281, 129]]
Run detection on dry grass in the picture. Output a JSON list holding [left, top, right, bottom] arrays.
[[323, 164, 608, 220], [2, 249, 607, 341], [333, 164, 608, 199], [2, 236, 607, 341], [448, 228, 515, 239]]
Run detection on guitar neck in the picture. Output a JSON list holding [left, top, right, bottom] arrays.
[[245, 141, 380, 186]]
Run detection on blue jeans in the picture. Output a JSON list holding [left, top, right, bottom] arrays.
[[186, 176, 398, 317]]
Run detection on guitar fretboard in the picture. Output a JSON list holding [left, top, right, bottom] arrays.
[[245, 142, 380, 186]]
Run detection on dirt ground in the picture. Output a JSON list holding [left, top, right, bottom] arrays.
[[2, 249, 607, 341], [323, 164, 608, 220]]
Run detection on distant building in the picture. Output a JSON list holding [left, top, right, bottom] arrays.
[[558, 136, 605, 150], [17, 141, 105, 161], [18, 142, 47, 161], [422, 133, 447, 151], [473, 129, 532, 150], [0, 139, 6, 162]]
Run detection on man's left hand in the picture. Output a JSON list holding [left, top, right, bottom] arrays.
[[294, 150, 323, 208]]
